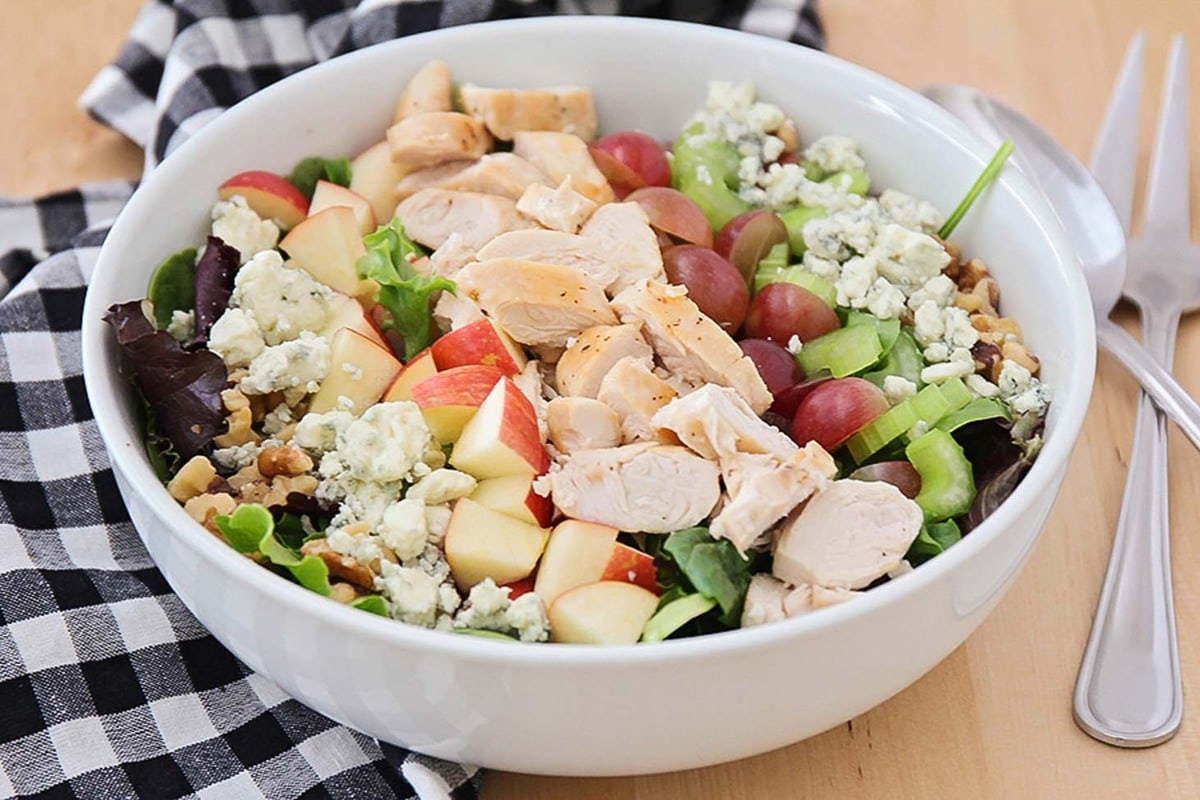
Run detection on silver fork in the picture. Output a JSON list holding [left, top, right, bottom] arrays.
[[1074, 34, 1200, 748]]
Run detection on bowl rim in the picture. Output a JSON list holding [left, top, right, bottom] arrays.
[[81, 15, 1096, 667]]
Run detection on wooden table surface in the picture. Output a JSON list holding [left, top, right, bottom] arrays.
[[6, 1, 1200, 797]]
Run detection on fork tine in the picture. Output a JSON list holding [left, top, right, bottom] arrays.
[[1141, 35, 1191, 240], [1090, 32, 1145, 234]]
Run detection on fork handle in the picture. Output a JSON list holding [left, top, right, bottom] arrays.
[[1073, 311, 1183, 747]]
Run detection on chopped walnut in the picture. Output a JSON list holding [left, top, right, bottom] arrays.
[[258, 474, 319, 508], [775, 119, 799, 152], [954, 258, 989, 292], [214, 388, 259, 448], [183, 492, 237, 532], [328, 582, 363, 604], [257, 445, 314, 478], [167, 456, 217, 502], [971, 340, 1004, 380], [228, 463, 265, 492], [300, 538, 376, 590], [971, 313, 1022, 340], [955, 277, 999, 317], [1002, 340, 1041, 376]]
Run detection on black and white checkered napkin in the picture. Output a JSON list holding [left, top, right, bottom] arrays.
[[0, 2, 822, 797]]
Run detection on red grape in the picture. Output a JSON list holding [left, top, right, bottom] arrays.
[[769, 374, 829, 419], [627, 187, 713, 248], [593, 131, 672, 187], [848, 462, 922, 499], [791, 377, 888, 452], [744, 282, 840, 344], [663, 245, 748, 331], [714, 210, 788, 286], [738, 338, 801, 395], [588, 145, 647, 199]]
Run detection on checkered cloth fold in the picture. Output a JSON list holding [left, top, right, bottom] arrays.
[[0, 2, 822, 798]]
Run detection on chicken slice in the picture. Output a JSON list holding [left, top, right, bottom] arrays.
[[741, 575, 822, 627], [597, 356, 679, 444], [512, 131, 615, 205], [392, 60, 453, 123], [611, 281, 773, 414], [476, 229, 619, 291], [387, 112, 492, 171], [459, 85, 599, 141], [710, 445, 836, 552], [546, 396, 621, 454], [772, 480, 924, 590], [428, 232, 477, 279], [454, 258, 616, 347], [432, 289, 484, 333], [578, 202, 665, 294], [810, 585, 861, 608], [651, 384, 795, 462], [395, 153, 551, 202], [549, 443, 720, 533], [516, 178, 598, 233], [394, 189, 531, 250], [555, 324, 653, 398]]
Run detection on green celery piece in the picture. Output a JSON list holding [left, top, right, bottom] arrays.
[[679, 174, 752, 229], [214, 503, 273, 554], [779, 205, 826, 256], [641, 593, 718, 642], [146, 248, 198, 330], [350, 595, 389, 616], [800, 160, 826, 181], [907, 383, 952, 424], [662, 528, 752, 626], [454, 628, 518, 641], [938, 140, 1015, 239], [797, 324, 882, 378], [936, 397, 1011, 433], [861, 330, 922, 388], [905, 520, 963, 566], [844, 310, 900, 355], [822, 168, 870, 196], [357, 219, 454, 360], [906, 428, 977, 521], [754, 265, 837, 307], [938, 376, 973, 411], [756, 241, 789, 275], [845, 401, 921, 464], [671, 130, 742, 188]]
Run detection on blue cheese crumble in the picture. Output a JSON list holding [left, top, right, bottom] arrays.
[[211, 195, 280, 264], [453, 578, 550, 643]]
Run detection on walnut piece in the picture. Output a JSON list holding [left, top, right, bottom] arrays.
[[168, 456, 217, 502], [300, 539, 377, 590], [257, 445, 314, 478], [183, 492, 237, 532]]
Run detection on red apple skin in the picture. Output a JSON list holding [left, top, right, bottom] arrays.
[[501, 576, 537, 600], [411, 364, 506, 407], [599, 543, 658, 594], [430, 318, 524, 376], [382, 348, 438, 403], [218, 170, 309, 228], [449, 377, 551, 479]]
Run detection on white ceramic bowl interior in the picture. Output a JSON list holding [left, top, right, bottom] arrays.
[[82, 17, 1095, 776]]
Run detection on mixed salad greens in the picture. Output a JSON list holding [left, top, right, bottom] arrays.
[[106, 64, 1047, 644]]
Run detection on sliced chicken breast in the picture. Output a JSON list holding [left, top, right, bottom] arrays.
[[516, 178, 598, 233], [454, 258, 616, 347], [394, 188, 531, 250], [459, 85, 599, 141], [387, 111, 492, 171], [555, 324, 653, 398], [772, 479, 924, 590], [392, 60, 453, 123], [549, 443, 720, 533], [476, 229, 620, 291], [597, 356, 679, 444], [611, 281, 773, 414], [432, 290, 484, 333], [512, 131, 615, 205], [428, 232, 477, 279], [395, 153, 551, 202], [710, 446, 836, 552], [651, 384, 795, 462], [578, 202, 665, 294], [547, 396, 621, 454]]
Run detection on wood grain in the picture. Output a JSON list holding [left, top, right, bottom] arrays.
[[4, 1, 1197, 797]]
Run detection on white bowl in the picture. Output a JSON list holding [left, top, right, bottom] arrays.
[[82, 17, 1094, 776]]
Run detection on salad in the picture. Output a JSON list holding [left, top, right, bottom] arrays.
[[105, 61, 1049, 645]]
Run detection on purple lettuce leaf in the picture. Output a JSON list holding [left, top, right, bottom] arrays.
[[191, 236, 240, 346], [104, 300, 228, 459], [953, 419, 1030, 532]]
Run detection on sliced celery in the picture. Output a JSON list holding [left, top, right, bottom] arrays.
[[779, 204, 827, 256], [754, 265, 837, 307], [938, 376, 973, 411], [936, 397, 1011, 433], [844, 310, 900, 356], [797, 325, 882, 378], [822, 168, 870, 196], [641, 592, 718, 642], [845, 401, 921, 463], [861, 331, 922, 388], [679, 175, 752, 229], [756, 241, 789, 275], [906, 428, 977, 521]]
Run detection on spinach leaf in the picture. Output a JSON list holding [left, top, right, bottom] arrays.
[[146, 248, 197, 329], [103, 300, 227, 460], [288, 156, 353, 200], [357, 219, 455, 360], [662, 528, 753, 626], [905, 519, 962, 566]]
